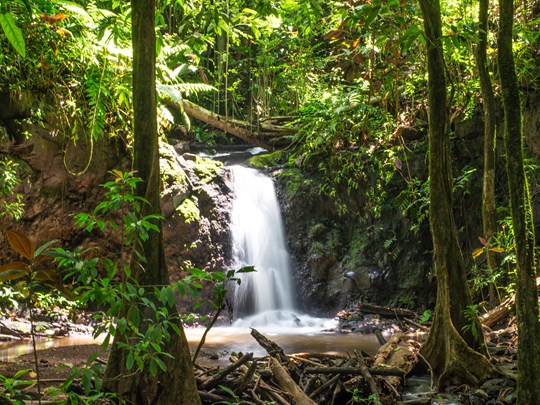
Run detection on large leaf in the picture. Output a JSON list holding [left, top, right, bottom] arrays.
[[0, 261, 28, 273], [0, 269, 29, 283], [6, 230, 35, 260], [0, 13, 26, 58]]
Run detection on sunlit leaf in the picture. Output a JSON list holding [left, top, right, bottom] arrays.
[[472, 248, 484, 260], [0, 13, 26, 57], [55, 27, 72, 37], [39, 13, 68, 24], [7, 230, 35, 260], [489, 247, 505, 253]]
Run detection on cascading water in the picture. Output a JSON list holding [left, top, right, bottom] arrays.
[[229, 165, 296, 326]]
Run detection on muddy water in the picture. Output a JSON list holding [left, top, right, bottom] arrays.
[[0, 327, 381, 363]]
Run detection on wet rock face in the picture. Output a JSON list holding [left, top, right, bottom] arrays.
[[274, 167, 434, 316], [0, 137, 233, 302], [159, 144, 234, 289]]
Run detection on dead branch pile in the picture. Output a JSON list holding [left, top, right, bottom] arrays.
[[195, 329, 420, 404]]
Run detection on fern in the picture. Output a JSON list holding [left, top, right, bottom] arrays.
[[86, 70, 108, 140], [157, 83, 216, 103]]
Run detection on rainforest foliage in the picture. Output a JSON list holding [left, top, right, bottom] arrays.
[[1, 0, 540, 403]]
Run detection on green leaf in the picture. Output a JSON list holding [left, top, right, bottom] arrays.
[[0, 13, 26, 58], [126, 352, 135, 370], [35, 239, 59, 258], [149, 358, 157, 376], [237, 266, 256, 274], [219, 385, 237, 398], [153, 356, 167, 372]]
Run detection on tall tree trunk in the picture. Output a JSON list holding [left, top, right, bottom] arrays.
[[103, 1, 201, 403], [418, 0, 494, 387], [476, 0, 499, 307], [498, 0, 540, 403]]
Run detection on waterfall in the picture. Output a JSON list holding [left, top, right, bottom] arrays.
[[229, 165, 296, 325]]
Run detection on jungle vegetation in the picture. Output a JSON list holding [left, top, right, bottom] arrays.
[[0, 0, 539, 404]]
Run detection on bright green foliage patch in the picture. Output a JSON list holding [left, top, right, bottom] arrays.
[[177, 197, 200, 223]]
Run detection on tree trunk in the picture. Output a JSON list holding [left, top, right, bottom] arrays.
[[103, 1, 201, 403], [498, 1, 540, 403], [418, 0, 494, 387], [476, 0, 499, 307]]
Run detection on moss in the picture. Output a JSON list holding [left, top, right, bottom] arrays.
[[193, 157, 223, 184], [247, 151, 284, 168], [276, 168, 314, 197], [177, 197, 200, 223], [159, 142, 189, 188]]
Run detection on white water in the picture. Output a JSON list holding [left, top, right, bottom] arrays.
[[229, 166, 295, 321], [228, 165, 339, 332]]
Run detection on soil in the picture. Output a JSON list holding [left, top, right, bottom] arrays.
[[0, 342, 107, 403]]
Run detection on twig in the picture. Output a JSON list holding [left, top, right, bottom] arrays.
[[192, 305, 223, 364], [201, 352, 253, 390], [308, 374, 340, 399], [356, 351, 380, 403]]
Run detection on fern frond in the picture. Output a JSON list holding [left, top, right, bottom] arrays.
[[157, 83, 216, 101], [56, 1, 93, 26], [86, 72, 108, 140]]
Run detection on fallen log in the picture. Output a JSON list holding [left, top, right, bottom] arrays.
[[162, 98, 297, 150], [481, 277, 540, 328], [372, 333, 420, 396], [269, 357, 317, 405], [303, 366, 404, 377], [355, 302, 417, 318], [250, 328, 288, 363]]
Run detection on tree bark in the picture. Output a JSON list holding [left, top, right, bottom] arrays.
[[498, 1, 540, 403], [102, 1, 201, 403], [476, 0, 499, 307], [418, 0, 494, 387]]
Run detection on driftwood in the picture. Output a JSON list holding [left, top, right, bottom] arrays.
[[195, 328, 419, 404], [372, 333, 419, 396], [250, 328, 288, 363], [163, 98, 297, 150], [355, 302, 417, 318], [200, 352, 253, 389], [481, 277, 540, 328], [269, 357, 317, 405], [357, 352, 380, 403], [303, 366, 404, 377]]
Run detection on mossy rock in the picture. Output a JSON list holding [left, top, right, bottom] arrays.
[[160, 142, 190, 188], [276, 168, 315, 197], [177, 197, 200, 223], [193, 157, 223, 184], [247, 151, 284, 168]]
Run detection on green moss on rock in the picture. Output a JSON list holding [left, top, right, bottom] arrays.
[[193, 157, 223, 184], [177, 197, 200, 223], [247, 151, 284, 168], [276, 168, 315, 197]]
